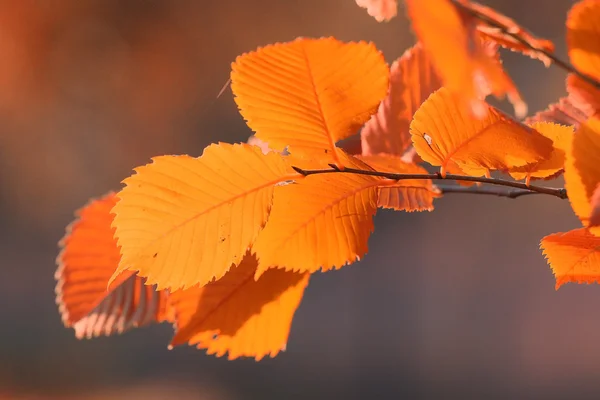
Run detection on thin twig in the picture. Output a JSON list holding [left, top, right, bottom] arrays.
[[291, 165, 568, 199], [452, 0, 600, 90], [437, 185, 543, 199]]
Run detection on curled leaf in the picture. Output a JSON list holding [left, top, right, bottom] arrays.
[[169, 253, 309, 361], [231, 37, 389, 166]]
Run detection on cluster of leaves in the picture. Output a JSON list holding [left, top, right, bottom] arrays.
[[55, 0, 600, 360]]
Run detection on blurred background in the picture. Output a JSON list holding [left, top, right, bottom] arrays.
[[0, 0, 595, 399]]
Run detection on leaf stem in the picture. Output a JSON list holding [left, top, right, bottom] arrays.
[[291, 165, 568, 199], [452, 0, 600, 90]]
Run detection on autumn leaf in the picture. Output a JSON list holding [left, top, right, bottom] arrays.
[[525, 96, 588, 128], [541, 228, 600, 289], [110, 143, 299, 291], [356, 0, 397, 22], [169, 253, 309, 360], [567, 0, 600, 82], [55, 192, 172, 339], [405, 0, 526, 119], [564, 117, 600, 236], [253, 152, 380, 277], [361, 43, 442, 158], [410, 87, 554, 177], [508, 122, 573, 184], [358, 154, 442, 211], [566, 74, 600, 118], [230, 37, 389, 166]]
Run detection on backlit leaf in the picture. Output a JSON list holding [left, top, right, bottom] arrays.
[[525, 96, 588, 128], [231, 37, 389, 166], [564, 117, 600, 236], [361, 43, 441, 158], [405, 0, 526, 119], [356, 0, 397, 22], [169, 253, 309, 360], [55, 192, 172, 339], [253, 152, 380, 276], [110, 143, 298, 291], [541, 228, 600, 289], [566, 74, 600, 118], [567, 0, 600, 81], [358, 154, 442, 211], [410, 87, 554, 177], [508, 122, 573, 183]]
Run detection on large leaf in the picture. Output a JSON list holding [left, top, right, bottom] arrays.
[[230, 37, 389, 166], [55, 192, 172, 339], [410, 87, 554, 177], [110, 143, 298, 291], [541, 228, 600, 289], [358, 154, 442, 211], [361, 43, 441, 157], [564, 117, 600, 236], [405, 0, 526, 119], [253, 152, 380, 276], [567, 0, 600, 81], [169, 253, 309, 360]]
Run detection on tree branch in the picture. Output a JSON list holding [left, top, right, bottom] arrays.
[[437, 185, 546, 199], [292, 164, 568, 200], [452, 0, 600, 90]]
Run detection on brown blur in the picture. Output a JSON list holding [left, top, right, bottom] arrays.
[[1, 0, 596, 399]]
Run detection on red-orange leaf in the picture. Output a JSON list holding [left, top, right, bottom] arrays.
[[541, 228, 600, 289], [405, 0, 526, 119], [253, 152, 380, 276], [230, 37, 389, 166], [410, 87, 553, 177], [110, 143, 298, 291], [361, 43, 441, 158], [566, 74, 600, 118], [358, 154, 442, 211], [55, 192, 172, 339], [564, 117, 600, 236], [356, 0, 397, 22], [169, 253, 309, 360], [525, 97, 588, 127]]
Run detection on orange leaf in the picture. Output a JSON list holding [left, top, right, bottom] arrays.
[[356, 0, 397, 22], [564, 117, 600, 236], [361, 43, 442, 158], [467, 1, 555, 67], [525, 96, 588, 127], [252, 152, 379, 276], [567, 0, 600, 81], [230, 37, 389, 166], [358, 154, 442, 211], [566, 74, 600, 118], [405, 0, 526, 119], [110, 143, 298, 291], [410, 87, 554, 177], [508, 122, 573, 183], [541, 228, 600, 289], [169, 253, 309, 360], [55, 192, 172, 339]]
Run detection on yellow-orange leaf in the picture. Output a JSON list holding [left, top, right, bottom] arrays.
[[253, 152, 379, 276], [410, 87, 554, 177], [230, 37, 389, 166], [169, 253, 309, 360], [111, 143, 298, 291], [541, 228, 600, 289], [508, 122, 573, 183], [405, 0, 526, 119], [565, 117, 600, 236], [55, 192, 172, 339], [356, 0, 397, 22], [361, 43, 442, 158], [358, 154, 442, 211]]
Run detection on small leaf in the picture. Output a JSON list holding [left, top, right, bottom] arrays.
[[253, 152, 380, 276], [111, 143, 298, 291], [541, 228, 600, 289], [508, 122, 573, 183], [356, 0, 397, 22], [525, 96, 588, 128], [55, 192, 172, 339], [566, 74, 600, 118], [169, 253, 309, 361], [410, 87, 554, 177], [564, 117, 600, 236], [231, 37, 389, 166], [358, 154, 442, 211], [361, 43, 442, 158]]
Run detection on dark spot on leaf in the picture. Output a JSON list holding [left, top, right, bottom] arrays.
[[153, 253, 158, 258]]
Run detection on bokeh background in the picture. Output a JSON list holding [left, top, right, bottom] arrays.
[[0, 0, 596, 399]]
